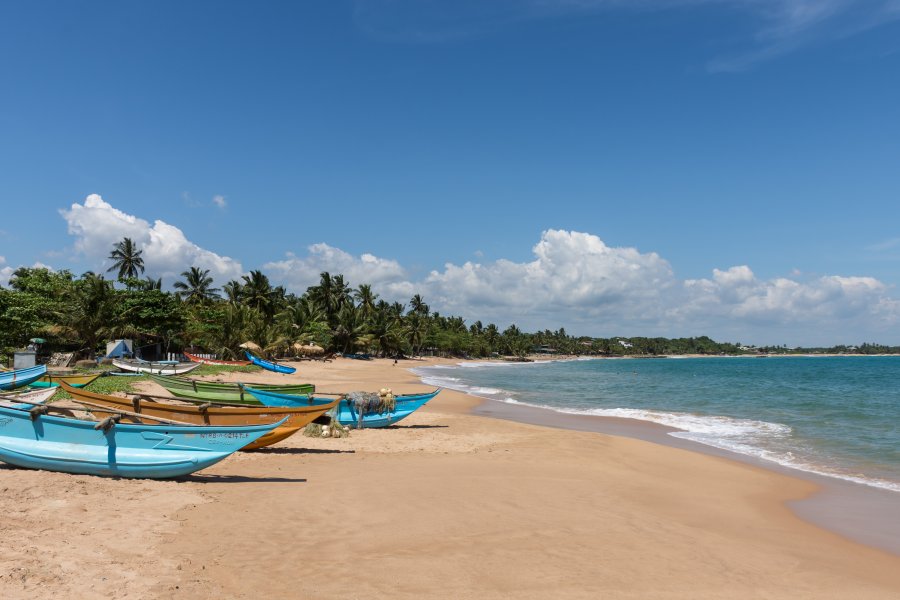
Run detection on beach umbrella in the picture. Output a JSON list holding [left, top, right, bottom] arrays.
[[238, 341, 261, 351], [298, 343, 324, 356], [29, 338, 47, 344]]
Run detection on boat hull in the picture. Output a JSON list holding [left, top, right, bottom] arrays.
[[59, 382, 338, 450], [245, 388, 441, 428], [245, 352, 296, 374], [148, 374, 314, 404], [0, 406, 284, 478], [0, 365, 48, 390], [30, 373, 102, 388], [112, 359, 200, 375]]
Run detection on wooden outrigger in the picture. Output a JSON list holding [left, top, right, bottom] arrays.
[[0, 397, 286, 478], [59, 381, 338, 450]]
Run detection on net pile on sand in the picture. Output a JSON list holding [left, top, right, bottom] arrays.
[[303, 419, 350, 438]]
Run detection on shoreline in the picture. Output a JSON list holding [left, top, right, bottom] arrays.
[[413, 356, 900, 556], [465, 389, 900, 556]]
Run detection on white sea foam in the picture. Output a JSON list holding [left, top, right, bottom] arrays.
[[411, 362, 900, 494], [520, 402, 900, 492], [412, 368, 516, 401]]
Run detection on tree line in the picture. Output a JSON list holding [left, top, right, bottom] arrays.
[[2, 237, 896, 362]]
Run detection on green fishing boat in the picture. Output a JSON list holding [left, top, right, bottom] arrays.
[[148, 373, 315, 404]]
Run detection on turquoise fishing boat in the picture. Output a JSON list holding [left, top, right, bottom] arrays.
[[245, 352, 296, 374], [0, 405, 287, 478], [244, 387, 441, 428], [0, 365, 47, 390]]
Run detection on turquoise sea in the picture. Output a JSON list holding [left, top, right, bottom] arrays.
[[413, 356, 900, 493]]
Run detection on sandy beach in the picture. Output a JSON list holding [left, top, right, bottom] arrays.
[[2, 357, 900, 599]]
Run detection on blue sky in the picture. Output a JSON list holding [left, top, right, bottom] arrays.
[[1, 1, 899, 345]]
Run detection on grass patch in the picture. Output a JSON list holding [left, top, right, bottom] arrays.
[[189, 364, 263, 376], [51, 363, 261, 401], [51, 372, 147, 401]]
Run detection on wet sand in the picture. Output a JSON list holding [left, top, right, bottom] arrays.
[[1, 356, 899, 599]]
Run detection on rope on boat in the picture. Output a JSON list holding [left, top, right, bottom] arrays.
[[94, 414, 121, 432], [29, 405, 49, 420]]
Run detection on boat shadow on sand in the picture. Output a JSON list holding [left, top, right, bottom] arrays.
[[244, 447, 356, 455], [0, 464, 307, 484], [177, 473, 308, 484]]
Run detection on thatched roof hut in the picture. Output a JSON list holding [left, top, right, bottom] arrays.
[[294, 343, 325, 356]]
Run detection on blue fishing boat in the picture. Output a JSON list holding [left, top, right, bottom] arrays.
[[0, 365, 47, 390], [0, 405, 287, 478], [245, 352, 296, 374], [244, 387, 441, 428]]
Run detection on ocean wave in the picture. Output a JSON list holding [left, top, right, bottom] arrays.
[[413, 372, 514, 400], [505, 400, 900, 492], [667, 432, 900, 494], [410, 362, 900, 494]]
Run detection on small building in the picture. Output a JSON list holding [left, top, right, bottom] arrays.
[[105, 339, 134, 358]]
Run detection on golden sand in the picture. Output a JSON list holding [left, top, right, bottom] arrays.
[[1, 357, 899, 599]]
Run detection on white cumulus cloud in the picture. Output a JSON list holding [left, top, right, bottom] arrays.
[[60, 194, 243, 284], [420, 229, 675, 329], [264, 243, 412, 297], [45, 202, 900, 344], [260, 230, 900, 343], [212, 195, 227, 209], [677, 266, 900, 342]]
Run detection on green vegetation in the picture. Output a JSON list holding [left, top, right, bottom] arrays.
[[2, 238, 898, 364], [51, 373, 146, 401]]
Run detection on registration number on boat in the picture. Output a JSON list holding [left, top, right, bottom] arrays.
[[200, 432, 250, 439]]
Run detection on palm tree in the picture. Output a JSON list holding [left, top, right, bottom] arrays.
[[308, 272, 352, 326], [484, 323, 500, 353], [368, 309, 404, 357], [354, 284, 378, 322], [390, 301, 406, 319], [405, 313, 428, 356], [52, 273, 117, 355], [409, 294, 429, 317], [138, 276, 162, 291], [107, 237, 145, 281], [276, 297, 325, 345], [201, 304, 253, 359], [330, 304, 368, 354], [241, 270, 277, 318], [174, 267, 220, 304], [222, 279, 242, 304]]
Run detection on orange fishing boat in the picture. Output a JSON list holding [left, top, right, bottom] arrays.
[[58, 381, 338, 450]]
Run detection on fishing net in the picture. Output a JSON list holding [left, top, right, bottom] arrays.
[[303, 406, 350, 438], [347, 390, 396, 428]]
